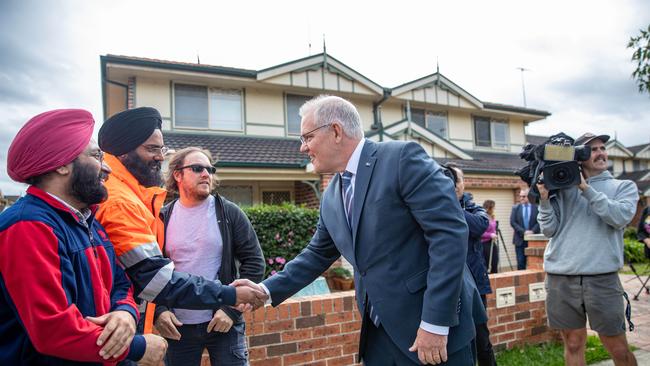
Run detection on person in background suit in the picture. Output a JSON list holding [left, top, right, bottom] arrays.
[[443, 164, 496, 366], [234, 95, 483, 365], [509, 188, 540, 270]]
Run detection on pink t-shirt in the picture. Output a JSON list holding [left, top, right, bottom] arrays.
[[166, 195, 223, 324]]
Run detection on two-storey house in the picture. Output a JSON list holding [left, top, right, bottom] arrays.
[[101, 52, 551, 270]]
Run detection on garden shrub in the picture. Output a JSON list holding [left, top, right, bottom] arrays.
[[624, 238, 646, 263], [244, 203, 319, 278]]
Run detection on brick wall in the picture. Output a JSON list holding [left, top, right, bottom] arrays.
[[294, 181, 320, 209], [464, 175, 524, 189], [243, 291, 362, 366], [228, 271, 556, 365], [485, 270, 559, 351], [127, 77, 136, 109]]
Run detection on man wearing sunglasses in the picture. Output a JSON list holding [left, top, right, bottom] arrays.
[[154, 147, 264, 365], [95, 107, 267, 344]]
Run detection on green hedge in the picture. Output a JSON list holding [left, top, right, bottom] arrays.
[[243, 204, 319, 278], [624, 238, 646, 263]]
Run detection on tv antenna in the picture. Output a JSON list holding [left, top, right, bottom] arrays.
[[516, 67, 531, 107]]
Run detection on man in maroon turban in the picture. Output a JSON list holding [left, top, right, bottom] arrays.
[[0, 109, 167, 365]]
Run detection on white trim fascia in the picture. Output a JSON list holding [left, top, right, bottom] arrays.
[[606, 140, 634, 157], [392, 74, 483, 109], [384, 121, 472, 160], [256, 55, 383, 96]]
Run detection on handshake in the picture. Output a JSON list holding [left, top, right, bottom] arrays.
[[232, 279, 269, 312]]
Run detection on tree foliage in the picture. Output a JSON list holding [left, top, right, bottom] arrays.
[[628, 25, 650, 95]]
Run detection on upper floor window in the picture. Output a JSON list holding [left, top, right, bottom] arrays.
[[633, 159, 648, 171], [408, 108, 449, 138], [473, 116, 509, 149], [286, 94, 312, 135], [174, 83, 242, 131]]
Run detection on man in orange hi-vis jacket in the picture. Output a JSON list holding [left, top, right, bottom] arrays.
[[96, 107, 265, 336]]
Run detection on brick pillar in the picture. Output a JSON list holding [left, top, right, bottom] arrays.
[[524, 234, 549, 271], [127, 77, 136, 109]]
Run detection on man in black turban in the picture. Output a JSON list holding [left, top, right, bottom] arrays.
[[96, 107, 265, 344]]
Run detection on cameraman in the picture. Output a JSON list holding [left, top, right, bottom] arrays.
[[537, 133, 638, 366]]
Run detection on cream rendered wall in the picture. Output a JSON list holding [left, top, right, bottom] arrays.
[[135, 78, 171, 119], [245, 88, 284, 127], [448, 110, 473, 149], [624, 159, 634, 172], [246, 125, 286, 137], [106, 83, 127, 117], [351, 99, 374, 131], [509, 119, 526, 153], [380, 102, 404, 125], [612, 158, 624, 174]]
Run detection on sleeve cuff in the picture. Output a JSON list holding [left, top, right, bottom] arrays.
[[419, 321, 449, 335], [581, 185, 598, 201], [126, 334, 146, 361], [259, 283, 273, 305], [113, 304, 139, 323], [221, 285, 237, 306]]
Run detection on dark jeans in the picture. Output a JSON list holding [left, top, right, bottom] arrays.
[[481, 240, 499, 273], [515, 243, 527, 270], [165, 321, 249, 366]]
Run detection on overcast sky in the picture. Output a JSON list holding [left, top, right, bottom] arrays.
[[1, 0, 649, 195]]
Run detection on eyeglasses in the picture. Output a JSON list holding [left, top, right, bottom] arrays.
[[299, 124, 332, 144], [175, 164, 217, 174], [143, 145, 169, 156]]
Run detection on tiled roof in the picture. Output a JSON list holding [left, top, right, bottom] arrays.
[[483, 102, 551, 117], [628, 143, 650, 154], [437, 150, 526, 175], [525, 134, 549, 146], [102, 55, 257, 78], [164, 131, 532, 175], [163, 132, 309, 168], [617, 169, 650, 182]]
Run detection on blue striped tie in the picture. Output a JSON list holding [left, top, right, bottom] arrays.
[[341, 171, 354, 230], [341, 171, 380, 326]]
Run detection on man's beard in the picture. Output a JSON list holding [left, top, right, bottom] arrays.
[[181, 180, 211, 202], [121, 151, 162, 187], [70, 160, 108, 206]]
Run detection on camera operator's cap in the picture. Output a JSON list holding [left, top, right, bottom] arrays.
[[574, 132, 610, 146]]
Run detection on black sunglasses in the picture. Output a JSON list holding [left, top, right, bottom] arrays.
[[176, 164, 217, 174]]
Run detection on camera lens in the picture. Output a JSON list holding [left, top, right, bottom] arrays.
[[553, 168, 570, 183]]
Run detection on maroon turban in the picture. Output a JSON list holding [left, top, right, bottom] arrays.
[[7, 109, 95, 183]]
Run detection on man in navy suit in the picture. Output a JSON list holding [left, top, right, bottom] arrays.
[[234, 95, 482, 365], [509, 189, 540, 270]]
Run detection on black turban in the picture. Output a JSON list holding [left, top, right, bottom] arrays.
[[99, 107, 162, 156]]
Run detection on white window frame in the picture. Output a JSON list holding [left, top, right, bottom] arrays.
[[285, 93, 312, 136], [172, 82, 244, 132], [405, 106, 449, 139], [473, 116, 510, 150]]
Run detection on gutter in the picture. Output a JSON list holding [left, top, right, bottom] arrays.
[[371, 88, 391, 142]]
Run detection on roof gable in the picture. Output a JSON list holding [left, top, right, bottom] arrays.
[[257, 53, 384, 96], [391, 73, 483, 109], [378, 120, 472, 160], [605, 140, 633, 158]]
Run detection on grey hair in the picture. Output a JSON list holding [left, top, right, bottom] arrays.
[[299, 95, 364, 140]]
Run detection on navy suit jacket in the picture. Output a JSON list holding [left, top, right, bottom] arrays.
[[509, 203, 540, 247], [263, 140, 483, 363]]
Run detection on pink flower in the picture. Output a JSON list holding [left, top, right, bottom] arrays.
[[275, 257, 286, 264], [271, 270, 277, 276], [267, 258, 274, 265], [274, 233, 281, 240]]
